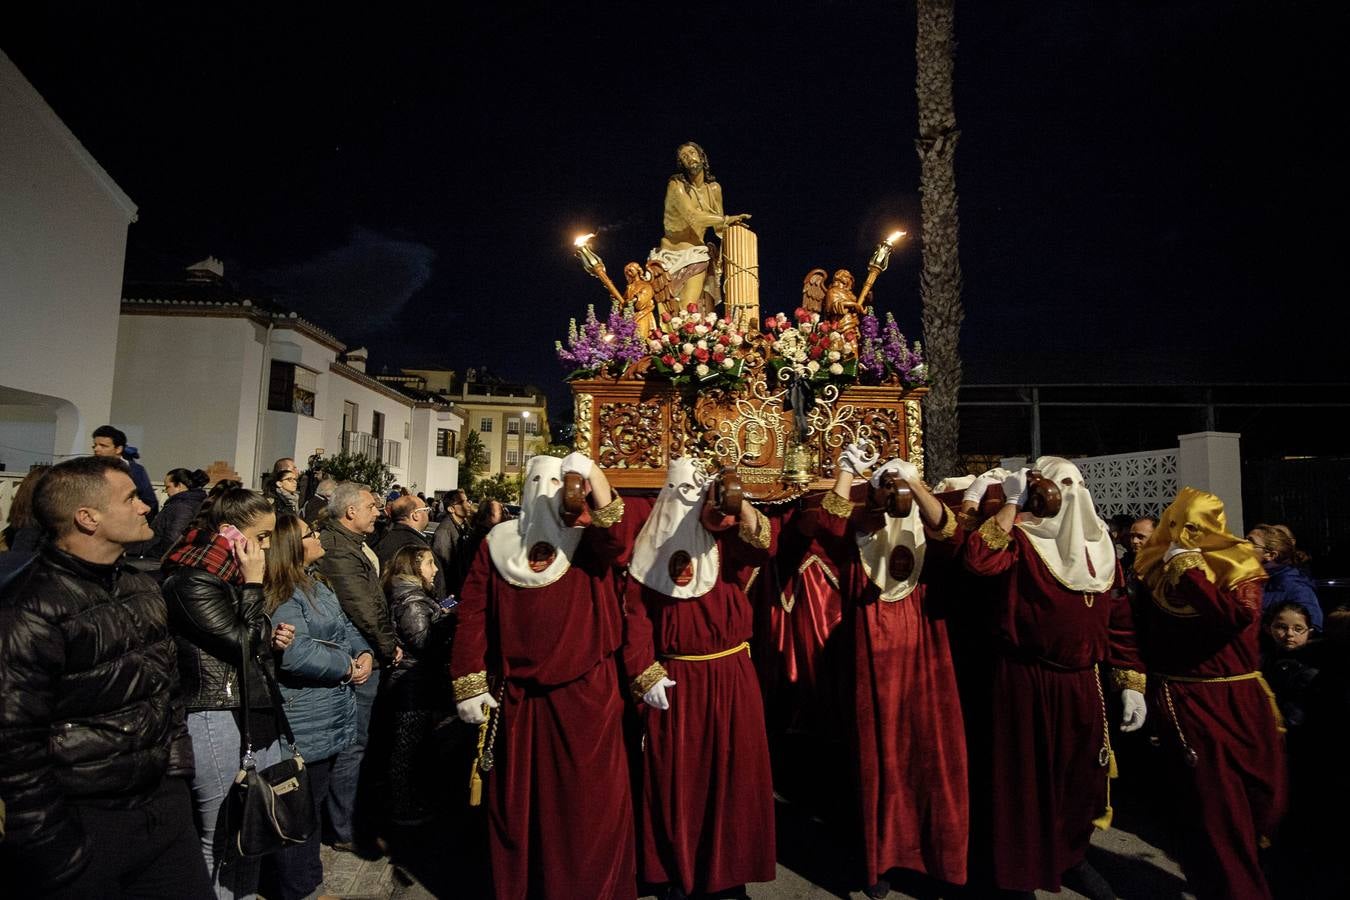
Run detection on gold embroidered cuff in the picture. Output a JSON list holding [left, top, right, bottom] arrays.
[[977, 517, 1011, 551], [821, 491, 853, 519], [925, 507, 959, 542], [739, 507, 771, 549], [630, 661, 669, 701], [1110, 668, 1147, 694], [1164, 551, 1207, 587], [452, 671, 489, 702], [590, 495, 625, 529], [956, 509, 981, 533]]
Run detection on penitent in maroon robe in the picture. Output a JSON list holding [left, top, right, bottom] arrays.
[[963, 520, 1143, 893], [625, 512, 778, 896], [1134, 565, 1285, 900], [796, 495, 969, 887], [451, 510, 636, 900]]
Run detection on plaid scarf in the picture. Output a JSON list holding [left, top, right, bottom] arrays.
[[163, 527, 244, 584]]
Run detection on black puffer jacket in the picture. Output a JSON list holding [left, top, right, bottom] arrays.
[[0, 546, 193, 892], [385, 577, 454, 710], [160, 567, 275, 711], [134, 487, 206, 560]]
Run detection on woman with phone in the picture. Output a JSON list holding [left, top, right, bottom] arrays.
[[265, 514, 373, 900], [381, 545, 456, 828], [162, 487, 296, 899]]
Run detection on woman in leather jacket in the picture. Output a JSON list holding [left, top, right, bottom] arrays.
[[381, 545, 455, 826], [161, 487, 295, 899]]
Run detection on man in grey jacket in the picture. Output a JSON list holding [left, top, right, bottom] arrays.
[[317, 481, 401, 851]]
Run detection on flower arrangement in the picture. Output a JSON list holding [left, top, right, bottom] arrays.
[[762, 309, 858, 387], [857, 312, 927, 387], [555, 305, 647, 380], [647, 304, 749, 391]]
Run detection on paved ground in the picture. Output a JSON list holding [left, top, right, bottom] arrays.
[[310, 797, 1196, 900]]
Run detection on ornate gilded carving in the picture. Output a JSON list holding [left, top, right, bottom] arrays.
[[574, 393, 593, 457], [905, 398, 925, 480], [597, 401, 665, 469]]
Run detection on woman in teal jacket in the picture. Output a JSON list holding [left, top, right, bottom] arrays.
[[265, 514, 373, 900]]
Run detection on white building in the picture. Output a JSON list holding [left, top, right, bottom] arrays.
[[113, 262, 462, 495], [0, 50, 138, 473]]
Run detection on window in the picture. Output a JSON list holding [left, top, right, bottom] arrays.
[[480, 417, 493, 433], [268, 362, 317, 416], [437, 429, 457, 457], [507, 418, 520, 435], [371, 411, 385, 440], [342, 401, 358, 433], [506, 448, 520, 466], [524, 419, 539, 435]]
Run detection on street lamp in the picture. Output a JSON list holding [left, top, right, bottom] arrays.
[[520, 410, 530, 472]]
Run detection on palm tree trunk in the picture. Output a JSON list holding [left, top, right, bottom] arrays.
[[915, 0, 965, 479]]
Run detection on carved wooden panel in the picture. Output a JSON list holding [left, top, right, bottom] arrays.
[[596, 400, 665, 469]]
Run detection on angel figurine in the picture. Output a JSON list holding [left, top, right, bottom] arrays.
[[801, 268, 828, 315], [825, 269, 865, 341], [623, 261, 674, 337]]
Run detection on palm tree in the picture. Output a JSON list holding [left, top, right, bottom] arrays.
[[915, 0, 965, 478]]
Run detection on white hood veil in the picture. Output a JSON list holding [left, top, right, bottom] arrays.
[[487, 455, 583, 588], [1016, 456, 1116, 593], [629, 458, 720, 599], [855, 481, 928, 602]]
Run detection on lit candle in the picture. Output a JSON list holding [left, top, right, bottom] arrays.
[[856, 230, 907, 309], [573, 233, 625, 309]]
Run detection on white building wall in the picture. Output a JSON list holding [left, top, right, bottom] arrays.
[[410, 406, 462, 495], [324, 369, 413, 487], [110, 315, 255, 481], [0, 50, 137, 471]]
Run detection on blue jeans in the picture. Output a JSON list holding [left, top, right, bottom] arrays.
[[187, 709, 283, 900], [324, 668, 380, 844]]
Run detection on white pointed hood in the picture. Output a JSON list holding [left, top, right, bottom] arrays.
[[855, 492, 927, 602], [487, 455, 583, 588], [629, 458, 720, 598], [1016, 456, 1116, 593]]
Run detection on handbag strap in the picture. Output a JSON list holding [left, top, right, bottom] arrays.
[[236, 586, 301, 768]]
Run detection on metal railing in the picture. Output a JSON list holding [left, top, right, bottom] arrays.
[[342, 431, 401, 467]]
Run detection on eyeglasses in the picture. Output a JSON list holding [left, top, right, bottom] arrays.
[[302, 530, 318, 540], [1271, 623, 1308, 635], [415, 506, 431, 514]]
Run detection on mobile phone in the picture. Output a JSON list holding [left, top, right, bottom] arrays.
[[438, 595, 459, 611], [218, 523, 246, 559]]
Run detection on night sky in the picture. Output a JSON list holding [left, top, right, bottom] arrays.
[[5, 1, 1339, 421]]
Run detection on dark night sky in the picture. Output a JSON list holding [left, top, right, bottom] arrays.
[[4, 1, 1340, 419]]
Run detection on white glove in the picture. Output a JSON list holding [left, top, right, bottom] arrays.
[[838, 442, 879, 477], [1164, 541, 1200, 563], [1001, 468, 1029, 507], [456, 692, 498, 725], [870, 458, 919, 488], [962, 471, 999, 505], [1120, 688, 1147, 732], [560, 452, 593, 480], [641, 677, 678, 711]]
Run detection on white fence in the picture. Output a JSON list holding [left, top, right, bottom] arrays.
[[1073, 448, 1179, 520]]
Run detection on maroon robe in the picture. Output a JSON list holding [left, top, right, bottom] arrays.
[[963, 522, 1141, 893], [625, 515, 777, 896], [1135, 568, 1285, 900], [797, 501, 969, 887], [451, 523, 636, 900]]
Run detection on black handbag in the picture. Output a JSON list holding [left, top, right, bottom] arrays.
[[225, 618, 315, 857]]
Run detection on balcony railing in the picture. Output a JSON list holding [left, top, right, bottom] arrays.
[[342, 431, 401, 467]]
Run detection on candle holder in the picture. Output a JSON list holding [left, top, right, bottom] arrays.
[[855, 230, 906, 309], [573, 233, 627, 310]]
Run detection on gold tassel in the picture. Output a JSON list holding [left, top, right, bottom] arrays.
[[468, 706, 492, 807]]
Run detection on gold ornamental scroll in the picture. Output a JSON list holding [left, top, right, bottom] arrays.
[[722, 223, 759, 333]]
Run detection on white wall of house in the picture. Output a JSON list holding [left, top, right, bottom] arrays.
[[0, 50, 137, 472], [411, 406, 462, 495], [325, 366, 413, 487], [111, 315, 259, 481]]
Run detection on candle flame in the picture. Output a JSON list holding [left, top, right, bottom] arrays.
[[574, 233, 595, 247], [885, 230, 906, 245]]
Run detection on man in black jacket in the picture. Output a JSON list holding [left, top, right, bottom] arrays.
[[375, 494, 444, 595], [0, 456, 210, 897], [317, 480, 401, 850]]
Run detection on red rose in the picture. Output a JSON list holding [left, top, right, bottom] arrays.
[[718, 335, 730, 345], [809, 345, 823, 360], [661, 354, 675, 366], [661, 312, 671, 323], [687, 303, 699, 314], [695, 348, 710, 362], [713, 351, 725, 363], [795, 308, 811, 323]]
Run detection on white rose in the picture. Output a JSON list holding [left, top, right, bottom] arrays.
[[807, 360, 821, 374], [722, 357, 735, 370], [672, 362, 684, 373], [662, 333, 673, 343], [694, 324, 709, 335], [776, 313, 787, 324], [696, 340, 708, 350], [828, 350, 841, 362], [649, 340, 663, 352], [799, 323, 812, 333], [682, 342, 695, 354], [730, 333, 744, 346], [696, 363, 710, 377], [829, 363, 844, 375], [811, 313, 821, 324], [705, 313, 717, 324]]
